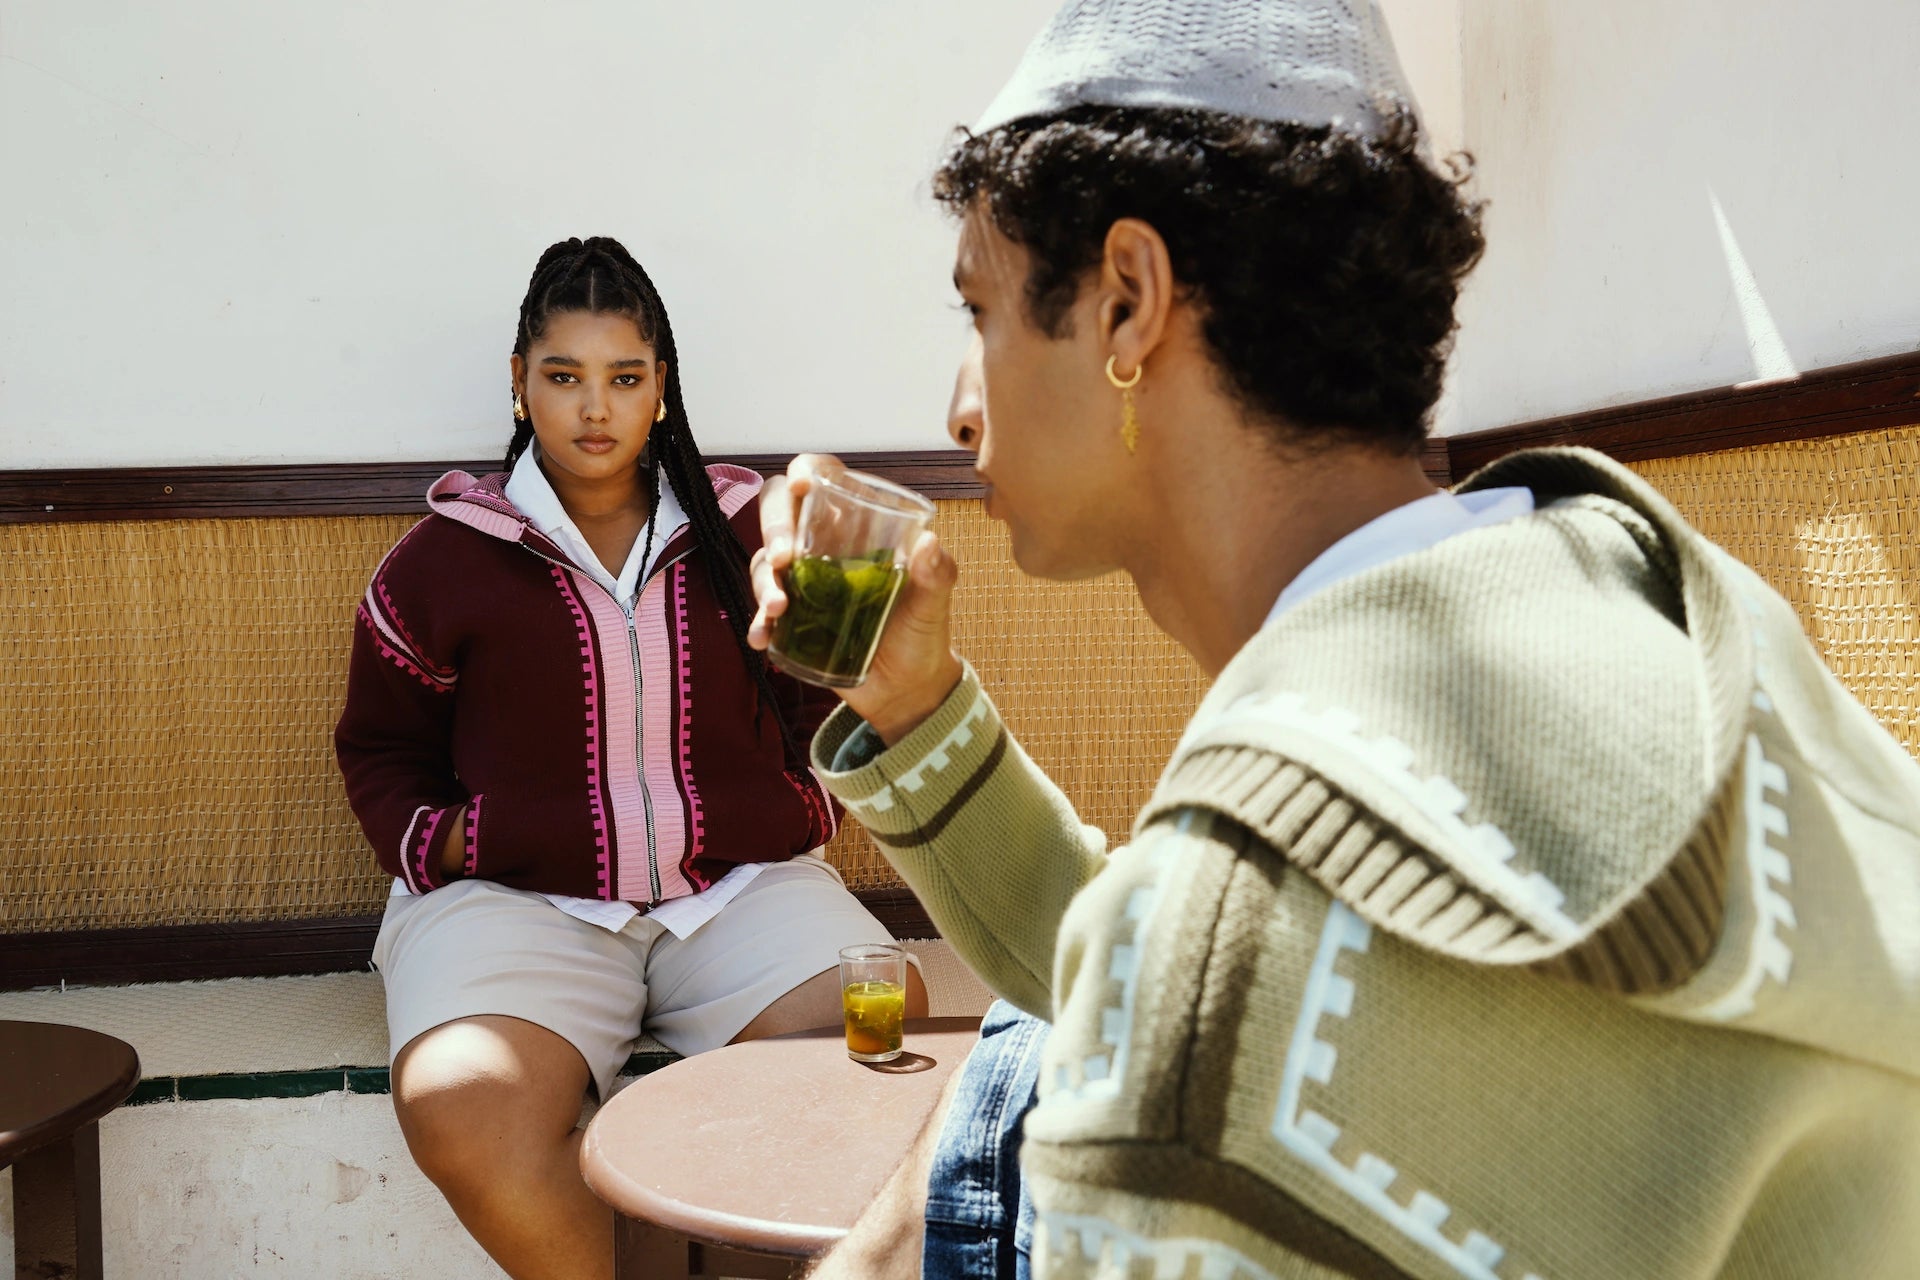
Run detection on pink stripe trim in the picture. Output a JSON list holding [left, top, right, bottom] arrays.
[[550, 567, 612, 898], [808, 767, 841, 840], [361, 592, 453, 685], [784, 768, 835, 847], [398, 806, 431, 893], [414, 807, 446, 890], [578, 585, 652, 903], [374, 579, 437, 675], [672, 564, 708, 889], [636, 575, 693, 902], [464, 794, 483, 877], [357, 604, 452, 691]]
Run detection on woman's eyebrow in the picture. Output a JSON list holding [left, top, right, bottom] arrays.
[[537, 355, 650, 369], [541, 353, 652, 368]]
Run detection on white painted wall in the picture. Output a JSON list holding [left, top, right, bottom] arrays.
[[1447, 0, 1920, 432], [11, 1, 1911, 465], [1378, 0, 1464, 161], [0, 1, 1049, 468]]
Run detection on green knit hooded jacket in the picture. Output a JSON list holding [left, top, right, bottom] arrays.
[[814, 448, 1920, 1280]]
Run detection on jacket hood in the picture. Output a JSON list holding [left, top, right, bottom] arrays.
[[1147, 447, 1920, 1078], [423, 463, 766, 567]]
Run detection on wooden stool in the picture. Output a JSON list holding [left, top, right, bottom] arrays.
[[0, 1020, 141, 1280], [580, 1016, 981, 1279]]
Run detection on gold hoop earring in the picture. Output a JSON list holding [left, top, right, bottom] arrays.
[[1105, 355, 1143, 454], [655, 399, 667, 423], [512, 393, 527, 423]]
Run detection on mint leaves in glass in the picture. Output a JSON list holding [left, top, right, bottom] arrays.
[[768, 469, 934, 689]]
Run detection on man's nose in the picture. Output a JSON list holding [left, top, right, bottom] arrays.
[[947, 333, 984, 450]]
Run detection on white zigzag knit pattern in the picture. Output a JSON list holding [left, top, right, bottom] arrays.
[[1272, 901, 1547, 1280], [1037, 815, 1185, 1107]]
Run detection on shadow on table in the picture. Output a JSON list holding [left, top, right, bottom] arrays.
[[861, 1050, 937, 1074]]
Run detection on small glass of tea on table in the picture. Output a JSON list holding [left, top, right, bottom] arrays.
[[838, 942, 908, 1063]]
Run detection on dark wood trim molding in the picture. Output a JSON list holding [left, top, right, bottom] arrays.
[[0, 917, 382, 990], [1446, 349, 1920, 479], [12, 350, 1913, 524], [0, 889, 937, 990], [0, 450, 982, 524]]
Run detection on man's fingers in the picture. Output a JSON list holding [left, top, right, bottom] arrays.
[[759, 473, 795, 568], [786, 452, 845, 490], [908, 530, 956, 597], [747, 544, 786, 650], [892, 531, 958, 633]]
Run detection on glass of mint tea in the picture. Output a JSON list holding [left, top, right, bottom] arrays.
[[769, 468, 935, 689]]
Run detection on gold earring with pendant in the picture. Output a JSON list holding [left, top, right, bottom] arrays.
[[1105, 356, 1143, 454]]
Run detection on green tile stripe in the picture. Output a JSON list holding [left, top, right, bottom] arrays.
[[124, 1048, 680, 1105]]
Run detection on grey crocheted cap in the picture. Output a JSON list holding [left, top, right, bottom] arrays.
[[975, 0, 1419, 138]]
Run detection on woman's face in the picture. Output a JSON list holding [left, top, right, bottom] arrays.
[[511, 309, 666, 493]]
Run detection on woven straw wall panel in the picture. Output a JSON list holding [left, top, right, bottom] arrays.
[[18, 423, 1912, 934], [2, 503, 1202, 930], [1628, 423, 1920, 756], [2, 515, 420, 930]]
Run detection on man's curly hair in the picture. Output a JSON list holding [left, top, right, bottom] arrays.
[[932, 106, 1486, 456]]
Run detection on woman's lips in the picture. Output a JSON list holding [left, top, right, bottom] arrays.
[[575, 436, 617, 454]]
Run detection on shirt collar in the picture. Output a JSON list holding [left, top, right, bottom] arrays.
[[503, 445, 689, 601], [1265, 485, 1535, 627]]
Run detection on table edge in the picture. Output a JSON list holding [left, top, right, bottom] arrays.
[[0, 1023, 141, 1167]]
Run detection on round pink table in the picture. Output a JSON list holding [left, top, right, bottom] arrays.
[[580, 1017, 980, 1279]]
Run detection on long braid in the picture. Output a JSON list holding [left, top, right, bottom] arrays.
[[504, 241, 588, 471], [502, 236, 804, 764], [605, 246, 808, 766]]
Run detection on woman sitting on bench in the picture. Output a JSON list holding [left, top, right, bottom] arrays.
[[335, 234, 926, 1280]]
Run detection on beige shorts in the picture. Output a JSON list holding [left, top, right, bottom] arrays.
[[372, 855, 906, 1100]]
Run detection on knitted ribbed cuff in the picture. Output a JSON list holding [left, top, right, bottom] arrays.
[[811, 663, 1001, 847]]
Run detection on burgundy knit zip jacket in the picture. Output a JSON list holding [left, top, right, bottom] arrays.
[[334, 463, 842, 903]]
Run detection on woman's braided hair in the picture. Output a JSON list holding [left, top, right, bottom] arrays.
[[505, 236, 802, 761]]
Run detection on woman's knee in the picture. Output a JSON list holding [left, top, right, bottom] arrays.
[[390, 1017, 589, 1187], [906, 962, 930, 1018]]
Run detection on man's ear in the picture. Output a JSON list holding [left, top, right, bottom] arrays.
[[1097, 218, 1175, 374]]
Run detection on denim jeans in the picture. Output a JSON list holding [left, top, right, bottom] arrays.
[[922, 999, 1049, 1280]]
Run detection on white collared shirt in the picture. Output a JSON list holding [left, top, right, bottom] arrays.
[[391, 447, 765, 939], [1265, 485, 1535, 626], [503, 444, 689, 611]]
